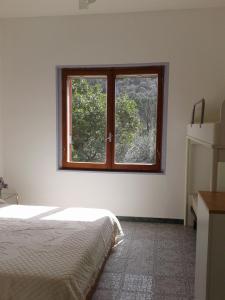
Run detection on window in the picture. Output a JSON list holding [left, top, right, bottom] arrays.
[[61, 66, 164, 172]]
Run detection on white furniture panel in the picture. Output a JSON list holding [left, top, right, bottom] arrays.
[[195, 192, 225, 300], [195, 194, 209, 300]]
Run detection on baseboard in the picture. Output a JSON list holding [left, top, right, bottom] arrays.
[[117, 216, 184, 225]]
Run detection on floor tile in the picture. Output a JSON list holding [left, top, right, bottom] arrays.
[[156, 239, 181, 251], [122, 274, 153, 293], [156, 228, 185, 241], [185, 277, 195, 297], [110, 239, 131, 258], [154, 276, 186, 296], [126, 256, 154, 274], [92, 289, 119, 300], [129, 239, 154, 258], [92, 221, 196, 300], [155, 247, 183, 263], [119, 291, 154, 300], [153, 296, 193, 300], [183, 262, 195, 278], [96, 272, 122, 290], [155, 260, 184, 277], [104, 257, 128, 273]]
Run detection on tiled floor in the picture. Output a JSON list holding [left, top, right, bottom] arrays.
[[92, 221, 196, 300]]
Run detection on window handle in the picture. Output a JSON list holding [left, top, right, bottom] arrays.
[[106, 132, 113, 143]]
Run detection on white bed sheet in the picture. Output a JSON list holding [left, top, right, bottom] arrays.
[[0, 205, 122, 300]]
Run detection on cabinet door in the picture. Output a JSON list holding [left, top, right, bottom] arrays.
[[208, 214, 225, 300]]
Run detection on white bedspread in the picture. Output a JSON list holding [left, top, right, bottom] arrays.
[[0, 205, 122, 300]]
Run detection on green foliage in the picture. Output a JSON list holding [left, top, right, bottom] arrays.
[[115, 94, 140, 162], [116, 76, 157, 134], [124, 130, 156, 163], [71, 78, 106, 162]]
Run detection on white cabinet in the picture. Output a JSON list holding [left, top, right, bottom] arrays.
[[185, 100, 225, 226], [195, 192, 225, 300]]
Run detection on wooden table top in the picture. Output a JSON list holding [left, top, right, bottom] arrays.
[[199, 191, 225, 214]]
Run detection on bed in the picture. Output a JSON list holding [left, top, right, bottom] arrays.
[[0, 204, 122, 300]]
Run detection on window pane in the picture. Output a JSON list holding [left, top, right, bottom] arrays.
[[70, 76, 107, 163], [115, 75, 158, 164]]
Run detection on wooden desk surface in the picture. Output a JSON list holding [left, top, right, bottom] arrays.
[[199, 191, 225, 214]]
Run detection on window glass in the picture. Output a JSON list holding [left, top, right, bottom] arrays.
[[70, 76, 107, 163], [115, 75, 158, 164]]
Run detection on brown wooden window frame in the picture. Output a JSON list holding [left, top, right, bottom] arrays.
[[61, 66, 164, 172]]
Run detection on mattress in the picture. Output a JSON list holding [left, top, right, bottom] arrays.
[[0, 205, 122, 300]]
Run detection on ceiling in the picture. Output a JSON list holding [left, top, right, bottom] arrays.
[[0, 0, 225, 18]]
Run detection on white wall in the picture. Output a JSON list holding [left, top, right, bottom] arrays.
[[0, 22, 3, 176], [1, 8, 225, 218]]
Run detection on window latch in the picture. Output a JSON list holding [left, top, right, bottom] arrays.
[[106, 132, 113, 143]]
